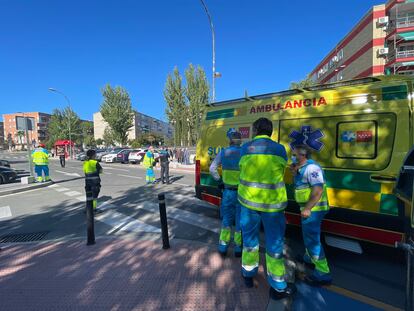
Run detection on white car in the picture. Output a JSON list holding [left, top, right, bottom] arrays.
[[129, 149, 160, 164], [101, 148, 124, 163]]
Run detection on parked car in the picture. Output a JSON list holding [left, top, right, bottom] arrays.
[[101, 148, 125, 163], [96, 149, 109, 162], [0, 166, 17, 184], [75, 152, 86, 161], [116, 149, 134, 164], [0, 159, 11, 168], [130, 149, 160, 164], [128, 149, 145, 164]]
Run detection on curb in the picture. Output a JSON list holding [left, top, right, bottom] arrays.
[[0, 181, 54, 197]]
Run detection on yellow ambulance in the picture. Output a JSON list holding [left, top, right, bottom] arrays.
[[195, 75, 414, 247]]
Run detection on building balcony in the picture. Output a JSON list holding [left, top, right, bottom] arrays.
[[388, 49, 414, 61], [395, 16, 414, 29]]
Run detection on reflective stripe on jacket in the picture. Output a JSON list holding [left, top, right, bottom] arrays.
[[294, 160, 329, 212], [221, 145, 242, 187], [237, 135, 288, 212], [83, 159, 101, 186], [32, 148, 49, 165]]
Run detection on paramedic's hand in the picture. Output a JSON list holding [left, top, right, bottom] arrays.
[[290, 164, 298, 176], [301, 207, 312, 219]]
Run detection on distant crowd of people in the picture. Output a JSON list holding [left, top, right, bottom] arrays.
[[171, 147, 191, 165]]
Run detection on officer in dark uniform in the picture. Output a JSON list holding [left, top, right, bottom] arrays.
[[159, 146, 170, 184], [83, 149, 103, 213]]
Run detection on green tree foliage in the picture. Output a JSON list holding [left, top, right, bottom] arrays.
[[100, 84, 134, 146], [130, 133, 164, 148], [47, 107, 82, 146], [80, 122, 95, 147], [103, 127, 115, 147], [164, 67, 188, 146], [95, 138, 104, 146], [164, 65, 209, 147], [185, 64, 209, 145], [289, 75, 316, 89]]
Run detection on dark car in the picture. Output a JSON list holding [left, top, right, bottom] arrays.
[[116, 149, 133, 164], [0, 166, 17, 184], [0, 159, 11, 168]]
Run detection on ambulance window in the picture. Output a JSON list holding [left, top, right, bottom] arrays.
[[336, 121, 377, 159]]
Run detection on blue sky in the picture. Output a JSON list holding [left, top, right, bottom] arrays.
[[0, 0, 384, 121]]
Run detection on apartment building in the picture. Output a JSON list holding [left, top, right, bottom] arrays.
[[2, 112, 51, 149], [93, 111, 173, 143], [310, 1, 414, 84]]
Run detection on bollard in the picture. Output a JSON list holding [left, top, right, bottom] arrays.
[[158, 193, 170, 249], [86, 189, 95, 245]]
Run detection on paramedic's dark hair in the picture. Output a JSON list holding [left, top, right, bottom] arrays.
[[252, 118, 273, 137], [294, 145, 312, 159], [86, 149, 96, 159]]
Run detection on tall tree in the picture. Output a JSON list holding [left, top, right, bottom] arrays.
[[80, 122, 95, 147], [290, 75, 316, 89], [103, 127, 115, 147], [185, 64, 209, 145], [100, 84, 134, 146], [164, 67, 187, 146], [47, 107, 82, 145]]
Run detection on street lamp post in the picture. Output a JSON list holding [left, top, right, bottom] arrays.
[[200, 0, 220, 103], [18, 112, 34, 177], [49, 88, 73, 159]]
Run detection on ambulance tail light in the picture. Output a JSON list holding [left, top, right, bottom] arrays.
[[196, 160, 201, 185]]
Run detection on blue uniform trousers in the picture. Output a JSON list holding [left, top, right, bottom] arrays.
[[34, 165, 50, 182], [218, 189, 241, 254], [240, 206, 287, 291], [302, 210, 332, 281]]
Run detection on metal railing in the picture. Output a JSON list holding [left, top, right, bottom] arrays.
[[397, 16, 414, 28], [387, 49, 414, 62]]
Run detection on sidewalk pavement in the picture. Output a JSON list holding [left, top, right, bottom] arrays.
[[0, 237, 395, 311], [0, 238, 268, 311]]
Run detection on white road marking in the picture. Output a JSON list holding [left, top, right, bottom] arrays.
[[55, 187, 70, 192], [118, 174, 143, 179], [0, 206, 12, 219], [47, 184, 59, 188], [64, 191, 82, 197], [96, 209, 161, 234], [75, 196, 85, 202], [166, 193, 217, 210], [104, 172, 113, 175], [137, 202, 220, 233], [55, 170, 81, 177]]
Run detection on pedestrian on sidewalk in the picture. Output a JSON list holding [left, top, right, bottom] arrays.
[[238, 117, 296, 299], [32, 144, 51, 182], [57, 146, 66, 168], [83, 149, 103, 213], [159, 146, 170, 184], [290, 144, 332, 286], [209, 129, 243, 257], [143, 146, 156, 184]]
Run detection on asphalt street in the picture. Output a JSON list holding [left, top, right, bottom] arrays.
[[0, 152, 407, 310]]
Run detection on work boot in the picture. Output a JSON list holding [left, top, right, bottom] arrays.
[[295, 254, 314, 268], [304, 274, 332, 287], [243, 275, 254, 288], [269, 283, 297, 300], [218, 249, 227, 258]]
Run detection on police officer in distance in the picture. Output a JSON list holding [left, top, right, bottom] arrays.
[[83, 149, 103, 213]]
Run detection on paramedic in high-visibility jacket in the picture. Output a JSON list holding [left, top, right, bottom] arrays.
[[290, 144, 332, 286], [143, 146, 156, 184], [209, 129, 242, 257], [32, 144, 50, 182], [238, 117, 296, 300], [83, 149, 103, 213]]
